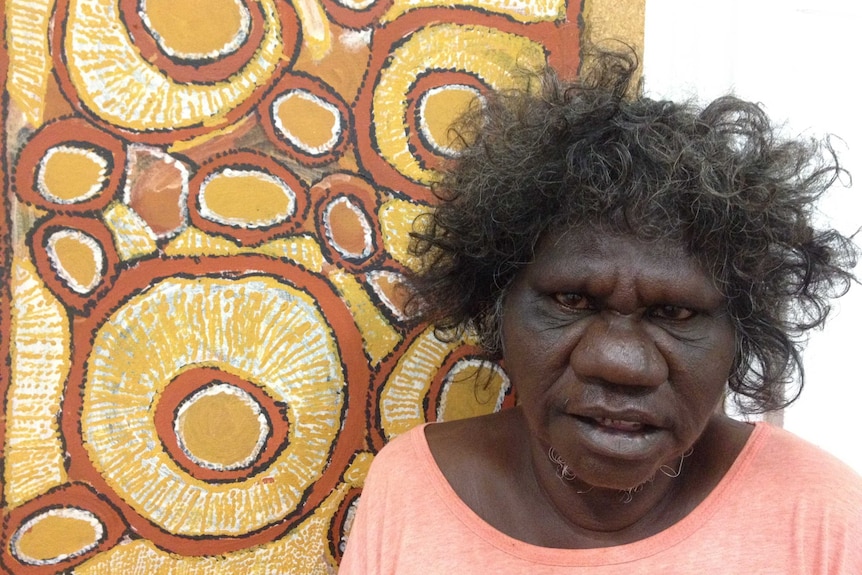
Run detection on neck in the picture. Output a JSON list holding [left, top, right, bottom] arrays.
[[531, 444, 685, 537], [523, 414, 747, 544]]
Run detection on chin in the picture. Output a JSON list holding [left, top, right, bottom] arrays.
[[577, 459, 665, 493]]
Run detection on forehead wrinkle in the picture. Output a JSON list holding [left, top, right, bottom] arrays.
[[534, 230, 724, 309]]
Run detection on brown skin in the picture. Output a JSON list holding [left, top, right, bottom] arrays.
[[426, 229, 753, 548]]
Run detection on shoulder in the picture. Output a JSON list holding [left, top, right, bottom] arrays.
[[340, 425, 438, 574], [750, 423, 862, 489], [739, 423, 862, 529], [362, 424, 430, 491], [754, 425, 862, 568]]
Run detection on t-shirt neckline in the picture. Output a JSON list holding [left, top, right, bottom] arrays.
[[412, 421, 769, 566]]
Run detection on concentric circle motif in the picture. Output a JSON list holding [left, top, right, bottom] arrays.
[[371, 325, 516, 449], [0, 483, 126, 574], [274, 91, 341, 153], [13, 117, 125, 213], [354, 12, 551, 200], [10, 508, 104, 566], [80, 275, 343, 537], [36, 146, 110, 204], [189, 152, 309, 246], [153, 366, 288, 482], [324, 197, 373, 260], [312, 173, 383, 271], [139, 0, 252, 61], [118, 0, 264, 85], [62, 257, 369, 555], [200, 169, 296, 228], [175, 384, 268, 471], [55, 0, 301, 142], [260, 73, 353, 166], [405, 71, 488, 174], [44, 229, 104, 294], [415, 82, 485, 157], [29, 215, 121, 314]]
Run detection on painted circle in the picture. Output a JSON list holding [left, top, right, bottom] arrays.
[[10, 507, 105, 566], [13, 118, 125, 212], [36, 145, 111, 204], [260, 74, 352, 166], [416, 84, 484, 157], [57, 0, 301, 141], [138, 0, 251, 61], [81, 275, 347, 537], [153, 366, 289, 483], [272, 90, 343, 156], [174, 382, 270, 471], [323, 196, 374, 261], [45, 229, 105, 295], [311, 173, 383, 271], [189, 152, 309, 245], [198, 167, 297, 228], [354, 15, 549, 198]]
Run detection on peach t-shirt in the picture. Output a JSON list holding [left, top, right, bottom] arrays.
[[339, 423, 862, 574]]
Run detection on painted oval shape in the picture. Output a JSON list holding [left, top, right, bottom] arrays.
[[436, 359, 510, 422], [36, 145, 111, 204], [273, 90, 342, 155], [174, 383, 269, 470], [335, 0, 377, 9], [45, 229, 105, 295], [418, 85, 483, 157], [324, 196, 373, 260], [367, 269, 411, 320], [11, 507, 105, 566], [199, 168, 296, 229], [139, 0, 251, 60]]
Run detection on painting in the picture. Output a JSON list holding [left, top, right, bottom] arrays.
[[0, 0, 643, 572]]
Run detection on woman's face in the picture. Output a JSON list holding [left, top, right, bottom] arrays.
[[501, 229, 736, 491]]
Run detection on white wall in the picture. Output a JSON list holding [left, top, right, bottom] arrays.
[[644, 0, 862, 474]]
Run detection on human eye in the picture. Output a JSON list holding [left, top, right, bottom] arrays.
[[552, 293, 593, 311], [649, 305, 696, 321]]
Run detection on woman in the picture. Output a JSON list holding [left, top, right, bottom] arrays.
[[339, 52, 862, 572]]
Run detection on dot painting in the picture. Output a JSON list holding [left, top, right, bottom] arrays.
[[0, 0, 643, 572]]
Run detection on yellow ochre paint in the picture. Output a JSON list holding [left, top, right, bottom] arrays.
[[420, 87, 477, 153], [275, 93, 339, 151], [142, 0, 246, 57], [176, 390, 264, 468], [51, 235, 99, 291], [40, 149, 107, 202], [201, 172, 294, 227], [15, 513, 99, 562]]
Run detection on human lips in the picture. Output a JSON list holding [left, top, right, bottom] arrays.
[[591, 417, 647, 432], [567, 409, 668, 460], [572, 406, 665, 429]]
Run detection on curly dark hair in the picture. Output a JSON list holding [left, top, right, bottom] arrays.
[[408, 50, 858, 414]]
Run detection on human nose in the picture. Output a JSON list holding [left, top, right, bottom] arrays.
[[570, 314, 668, 388]]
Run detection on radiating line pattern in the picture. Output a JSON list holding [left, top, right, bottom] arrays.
[[0, 0, 625, 571]]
